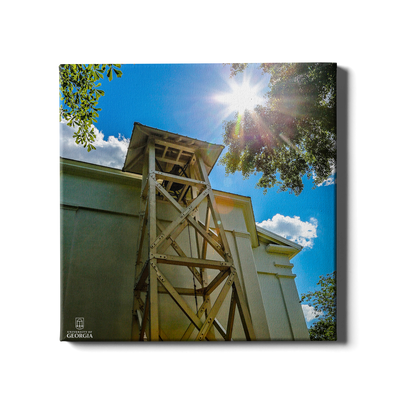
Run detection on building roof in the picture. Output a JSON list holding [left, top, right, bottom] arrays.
[[256, 226, 302, 259], [122, 123, 225, 176]]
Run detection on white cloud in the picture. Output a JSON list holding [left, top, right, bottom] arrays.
[[60, 119, 129, 169], [302, 304, 323, 322], [318, 176, 336, 187], [256, 214, 318, 249], [316, 162, 336, 187]]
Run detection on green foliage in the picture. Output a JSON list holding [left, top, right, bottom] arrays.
[[59, 64, 123, 152], [301, 272, 336, 341], [221, 63, 336, 195]]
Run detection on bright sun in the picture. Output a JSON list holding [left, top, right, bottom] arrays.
[[215, 78, 265, 116]]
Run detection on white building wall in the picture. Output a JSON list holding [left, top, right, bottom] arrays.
[[253, 242, 310, 340], [60, 158, 309, 341], [229, 231, 271, 340]]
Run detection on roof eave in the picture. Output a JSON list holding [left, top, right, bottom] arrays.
[[122, 122, 224, 176], [256, 226, 302, 259]]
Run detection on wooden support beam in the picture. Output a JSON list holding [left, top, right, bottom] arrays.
[[165, 180, 174, 193], [148, 140, 157, 242], [186, 215, 225, 259], [155, 138, 195, 154], [155, 171, 207, 188], [190, 181, 201, 258], [226, 289, 237, 341], [136, 309, 144, 340], [178, 184, 190, 203], [213, 318, 227, 340], [155, 156, 188, 168], [154, 178, 208, 217], [151, 253, 231, 270], [153, 180, 226, 259], [157, 286, 205, 296], [140, 289, 150, 341], [131, 290, 141, 341], [233, 275, 256, 340], [141, 150, 149, 191], [135, 261, 149, 290], [136, 296, 149, 341], [161, 145, 169, 159], [197, 155, 232, 261], [152, 184, 219, 253], [180, 298, 209, 341], [204, 270, 230, 296], [201, 204, 211, 259], [141, 176, 149, 199], [157, 219, 188, 254], [135, 199, 149, 281], [148, 139, 159, 341], [156, 221, 202, 285], [198, 218, 222, 248], [152, 264, 214, 340], [195, 272, 235, 341], [149, 261, 159, 341]]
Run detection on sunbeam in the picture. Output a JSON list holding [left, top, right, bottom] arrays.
[[214, 75, 266, 117]]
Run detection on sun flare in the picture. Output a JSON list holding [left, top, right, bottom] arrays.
[[215, 78, 265, 116]]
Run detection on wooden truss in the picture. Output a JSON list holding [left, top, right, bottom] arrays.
[[131, 136, 256, 341]]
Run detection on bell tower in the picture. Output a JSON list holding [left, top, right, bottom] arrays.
[[123, 123, 256, 341]]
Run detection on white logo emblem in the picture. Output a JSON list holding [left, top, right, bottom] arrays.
[[75, 317, 84, 330]]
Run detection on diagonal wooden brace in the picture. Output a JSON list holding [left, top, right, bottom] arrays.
[[150, 263, 214, 341], [152, 183, 226, 259], [195, 272, 236, 341], [233, 275, 256, 340]]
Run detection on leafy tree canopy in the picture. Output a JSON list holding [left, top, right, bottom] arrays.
[[301, 272, 336, 341], [221, 63, 336, 195], [59, 64, 123, 152]]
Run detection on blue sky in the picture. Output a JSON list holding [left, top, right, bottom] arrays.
[[60, 63, 336, 327]]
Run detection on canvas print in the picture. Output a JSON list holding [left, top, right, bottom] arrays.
[[60, 63, 336, 341]]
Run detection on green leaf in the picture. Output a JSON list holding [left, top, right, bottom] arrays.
[[114, 69, 123, 78], [60, 63, 123, 151], [107, 68, 112, 81]]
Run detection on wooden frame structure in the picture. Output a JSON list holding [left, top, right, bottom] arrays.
[[124, 124, 256, 341]]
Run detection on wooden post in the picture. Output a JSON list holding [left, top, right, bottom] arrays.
[[148, 138, 159, 340]]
